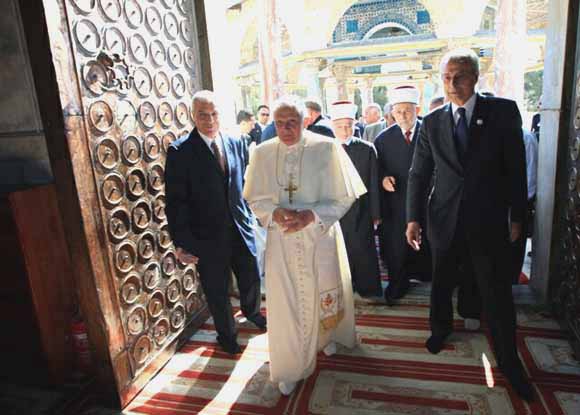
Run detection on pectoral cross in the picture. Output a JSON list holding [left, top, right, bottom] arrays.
[[284, 174, 298, 204]]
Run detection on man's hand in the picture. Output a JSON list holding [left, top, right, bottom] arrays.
[[176, 247, 199, 265], [284, 209, 315, 233], [273, 208, 314, 233], [273, 208, 297, 226], [406, 221, 422, 251], [510, 222, 522, 243], [382, 176, 396, 192]]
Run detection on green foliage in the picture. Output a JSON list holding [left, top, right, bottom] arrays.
[[373, 86, 388, 109], [524, 70, 543, 112]]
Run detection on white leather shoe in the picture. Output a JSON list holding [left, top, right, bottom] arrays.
[[323, 342, 337, 356], [278, 381, 297, 396], [464, 318, 481, 331]]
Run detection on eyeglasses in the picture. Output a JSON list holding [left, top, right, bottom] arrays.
[[275, 119, 300, 130]]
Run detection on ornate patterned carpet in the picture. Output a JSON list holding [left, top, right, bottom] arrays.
[[124, 283, 580, 415]]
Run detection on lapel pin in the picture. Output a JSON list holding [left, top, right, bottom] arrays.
[[476, 119, 483, 125]]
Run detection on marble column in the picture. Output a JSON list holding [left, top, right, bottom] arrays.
[[323, 78, 339, 110], [494, 0, 527, 108], [331, 65, 351, 101], [347, 83, 357, 103], [258, 0, 284, 106], [301, 58, 323, 100], [359, 77, 375, 105]]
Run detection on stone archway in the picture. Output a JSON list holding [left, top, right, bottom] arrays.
[[363, 21, 414, 40]]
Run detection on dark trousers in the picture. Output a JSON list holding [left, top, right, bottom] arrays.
[[430, 220, 520, 371], [384, 236, 412, 296], [196, 224, 261, 344], [383, 226, 432, 297]]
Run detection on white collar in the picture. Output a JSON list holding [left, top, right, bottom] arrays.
[[342, 136, 354, 146], [199, 131, 222, 152], [400, 121, 417, 140]]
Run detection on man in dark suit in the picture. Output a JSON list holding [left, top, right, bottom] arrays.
[[237, 109, 257, 148], [261, 121, 277, 142], [165, 90, 266, 355], [304, 100, 335, 137], [531, 96, 541, 140], [248, 104, 270, 145], [405, 49, 533, 401], [375, 86, 431, 306]]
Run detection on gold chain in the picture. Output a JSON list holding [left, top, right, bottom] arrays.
[[275, 137, 306, 189]]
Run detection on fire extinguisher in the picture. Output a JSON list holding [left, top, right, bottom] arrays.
[[71, 316, 92, 373]]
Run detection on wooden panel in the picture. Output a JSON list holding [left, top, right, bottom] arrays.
[[8, 185, 76, 382], [19, 0, 210, 407], [0, 195, 45, 382]]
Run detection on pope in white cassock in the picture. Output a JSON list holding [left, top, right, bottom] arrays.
[[243, 97, 366, 396]]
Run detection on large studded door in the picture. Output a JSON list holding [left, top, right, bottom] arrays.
[[39, 0, 207, 406], [555, 6, 580, 357]]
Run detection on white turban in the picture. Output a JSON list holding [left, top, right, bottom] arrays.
[[388, 86, 420, 105], [329, 101, 357, 121]]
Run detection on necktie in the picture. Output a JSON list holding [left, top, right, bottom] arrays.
[[455, 107, 469, 158], [210, 140, 226, 174], [342, 143, 348, 151], [404, 130, 412, 145]]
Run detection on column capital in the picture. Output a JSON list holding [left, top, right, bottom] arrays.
[[330, 64, 352, 81], [301, 57, 325, 71]]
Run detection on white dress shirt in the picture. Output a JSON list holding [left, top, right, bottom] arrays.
[[199, 131, 225, 157], [402, 123, 417, 142], [451, 93, 477, 126]]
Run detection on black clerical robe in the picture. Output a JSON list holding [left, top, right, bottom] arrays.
[[375, 121, 431, 297], [339, 138, 382, 297]]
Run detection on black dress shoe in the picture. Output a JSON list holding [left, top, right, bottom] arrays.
[[217, 336, 242, 354], [249, 314, 267, 331], [509, 376, 535, 402], [499, 364, 535, 402], [384, 291, 395, 306], [392, 283, 409, 299], [425, 333, 450, 354], [384, 284, 409, 306]]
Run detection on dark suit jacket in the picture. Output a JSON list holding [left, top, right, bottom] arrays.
[[375, 120, 421, 224], [248, 122, 262, 145], [531, 113, 540, 139], [307, 115, 335, 138], [342, 138, 381, 224], [164, 128, 257, 258], [261, 121, 277, 142], [407, 94, 527, 251], [355, 122, 365, 138]]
